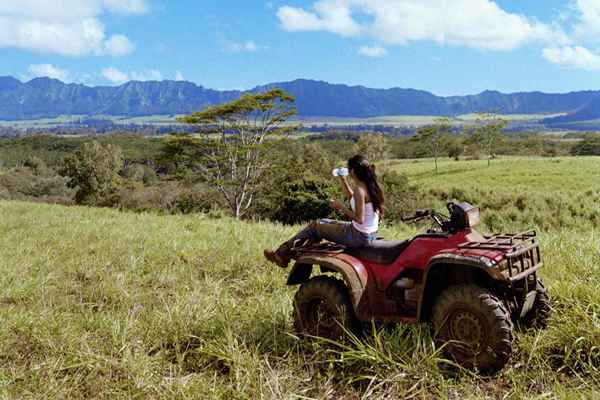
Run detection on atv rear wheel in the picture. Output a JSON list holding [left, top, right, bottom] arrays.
[[522, 278, 551, 329], [293, 275, 357, 341], [432, 284, 513, 374]]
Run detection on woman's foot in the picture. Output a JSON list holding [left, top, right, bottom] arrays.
[[264, 249, 289, 268]]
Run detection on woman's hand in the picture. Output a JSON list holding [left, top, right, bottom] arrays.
[[330, 198, 345, 211]]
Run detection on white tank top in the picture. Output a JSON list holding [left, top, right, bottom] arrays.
[[350, 196, 379, 234]]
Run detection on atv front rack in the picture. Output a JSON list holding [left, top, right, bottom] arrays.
[[459, 230, 542, 281]]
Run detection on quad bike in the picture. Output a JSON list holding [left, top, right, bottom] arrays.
[[283, 202, 551, 373]]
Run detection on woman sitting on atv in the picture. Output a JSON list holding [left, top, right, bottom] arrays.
[[264, 154, 385, 268]]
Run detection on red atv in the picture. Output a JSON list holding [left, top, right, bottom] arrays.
[[285, 202, 551, 373]]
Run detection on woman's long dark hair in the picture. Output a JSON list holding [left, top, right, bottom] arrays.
[[348, 155, 385, 215]]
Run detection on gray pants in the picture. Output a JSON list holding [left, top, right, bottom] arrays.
[[278, 219, 376, 255]]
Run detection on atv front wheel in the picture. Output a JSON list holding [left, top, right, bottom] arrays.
[[522, 278, 551, 329], [293, 275, 357, 341], [432, 285, 513, 374]]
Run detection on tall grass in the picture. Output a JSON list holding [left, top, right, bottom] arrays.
[[1, 200, 599, 398]]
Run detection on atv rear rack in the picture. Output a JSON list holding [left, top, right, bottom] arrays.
[[459, 230, 542, 281], [290, 240, 345, 256]]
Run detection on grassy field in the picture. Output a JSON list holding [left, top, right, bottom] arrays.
[[390, 156, 600, 231], [1, 157, 600, 398]]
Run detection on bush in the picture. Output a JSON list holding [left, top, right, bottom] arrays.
[[273, 177, 334, 225], [0, 166, 73, 202], [60, 141, 124, 206], [570, 135, 600, 155], [123, 163, 158, 185], [117, 182, 224, 214], [380, 171, 420, 223]]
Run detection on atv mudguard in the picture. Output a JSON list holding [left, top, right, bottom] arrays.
[[417, 252, 509, 320], [287, 253, 369, 312]]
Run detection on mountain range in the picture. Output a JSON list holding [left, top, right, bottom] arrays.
[[1, 76, 600, 123]]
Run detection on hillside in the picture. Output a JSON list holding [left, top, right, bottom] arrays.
[[543, 96, 600, 125], [1, 187, 599, 397], [2, 76, 600, 120]]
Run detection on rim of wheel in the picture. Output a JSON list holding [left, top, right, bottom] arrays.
[[307, 298, 338, 332], [448, 309, 485, 354]]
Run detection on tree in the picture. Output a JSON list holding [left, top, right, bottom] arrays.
[[354, 133, 390, 163], [445, 134, 464, 160], [412, 118, 451, 174], [570, 134, 600, 156], [177, 89, 297, 218], [466, 113, 507, 167], [60, 141, 123, 205]]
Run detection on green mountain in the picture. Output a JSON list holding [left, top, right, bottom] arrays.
[[1, 76, 599, 120]]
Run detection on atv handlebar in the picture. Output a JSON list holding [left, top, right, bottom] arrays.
[[401, 209, 433, 223], [402, 208, 450, 231]]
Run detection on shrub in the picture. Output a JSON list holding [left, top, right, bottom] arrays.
[[172, 185, 224, 214], [123, 163, 158, 185], [0, 166, 73, 202], [273, 177, 334, 225], [60, 141, 124, 206], [380, 171, 420, 223], [570, 135, 600, 156]]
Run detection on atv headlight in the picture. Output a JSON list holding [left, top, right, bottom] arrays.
[[465, 206, 480, 227], [450, 202, 480, 229]]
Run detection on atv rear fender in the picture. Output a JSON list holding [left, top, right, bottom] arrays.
[[417, 253, 508, 321], [287, 254, 368, 311]]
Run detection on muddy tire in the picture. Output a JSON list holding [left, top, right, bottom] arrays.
[[293, 275, 357, 341], [522, 278, 551, 329], [432, 284, 513, 374]]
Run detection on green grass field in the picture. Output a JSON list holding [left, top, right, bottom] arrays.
[[393, 156, 600, 195], [390, 156, 600, 231], [1, 156, 600, 398]]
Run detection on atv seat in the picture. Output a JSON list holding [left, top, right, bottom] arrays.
[[345, 239, 411, 265]]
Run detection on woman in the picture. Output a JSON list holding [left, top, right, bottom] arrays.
[[264, 154, 385, 268]]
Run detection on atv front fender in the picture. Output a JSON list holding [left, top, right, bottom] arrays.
[[287, 254, 368, 312], [417, 252, 508, 321]]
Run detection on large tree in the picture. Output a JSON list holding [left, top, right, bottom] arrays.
[[354, 133, 390, 164], [412, 117, 452, 174], [466, 113, 507, 167], [176, 89, 297, 218]]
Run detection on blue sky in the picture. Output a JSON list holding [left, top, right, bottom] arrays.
[[2, 0, 600, 95]]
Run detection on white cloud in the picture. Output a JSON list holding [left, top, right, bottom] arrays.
[[102, 67, 129, 83], [101, 0, 147, 14], [574, 0, 600, 37], [104, 34, 135, 56], [278, 1, 361, 37], [27, 64, 70, 81], [175, 70, 184, 81], [101, 67, 163, 84], [277, 0, 566, 51], [358, 44, 387, 57], [224, 41, 262, 53], [0, 0, 146, 56], [542, 45, 600, 70], [131, 69, 162, 81]]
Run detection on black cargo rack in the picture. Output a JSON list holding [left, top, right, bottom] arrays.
[[459, 230, 542, 282]]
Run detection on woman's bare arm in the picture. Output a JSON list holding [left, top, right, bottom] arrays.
[[352, 187, 365, 224], [331, 187, 365, 224], [339, 176, 354, 199]]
